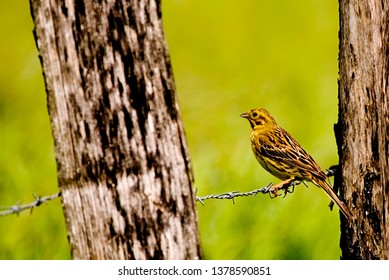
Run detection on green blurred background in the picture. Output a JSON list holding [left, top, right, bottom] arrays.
[[0, 0, 340, 259]]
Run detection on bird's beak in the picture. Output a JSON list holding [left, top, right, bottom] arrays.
[[240, 112, 249, 119]]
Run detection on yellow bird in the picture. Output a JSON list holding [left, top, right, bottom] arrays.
[[240, 108, 352, 220]]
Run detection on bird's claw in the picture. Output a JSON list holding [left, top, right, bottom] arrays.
[[265, 184, 277, 199], [268, 179, 301, 198], [281, 184, 295, 198]]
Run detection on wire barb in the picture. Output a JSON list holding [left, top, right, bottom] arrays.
[[0, 192, 61, 217], [325, 165, 338, 177]]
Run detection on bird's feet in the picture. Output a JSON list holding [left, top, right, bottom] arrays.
[[269, 178, 299, 198]]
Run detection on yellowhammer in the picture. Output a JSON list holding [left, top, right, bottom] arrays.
[[240, 107, 352, 220]]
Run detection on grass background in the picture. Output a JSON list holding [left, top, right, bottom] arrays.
[[0, 0, 340, 259]]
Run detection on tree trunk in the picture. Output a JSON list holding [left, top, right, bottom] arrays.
[[30, 0, 201, 259], [336, 0, 389, 259]]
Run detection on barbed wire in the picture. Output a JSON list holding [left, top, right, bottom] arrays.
[[0, 165, 338, 216], [0, 192, 61, 217], [196, 165, 339, 205], [196, 183, 275, 205]]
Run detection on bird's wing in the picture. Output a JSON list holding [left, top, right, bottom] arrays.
[[259, 127, 326, 181]]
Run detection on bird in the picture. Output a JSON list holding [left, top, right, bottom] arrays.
[[240, 107, 352, 220]]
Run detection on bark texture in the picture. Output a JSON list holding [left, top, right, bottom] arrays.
[[337, 0, 389, 259], [30, 0, 201, 259]]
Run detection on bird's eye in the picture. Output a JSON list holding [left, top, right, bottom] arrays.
[[252, 112, 258, 117]]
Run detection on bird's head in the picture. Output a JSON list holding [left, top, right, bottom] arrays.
[[240, 108, 277, 130]]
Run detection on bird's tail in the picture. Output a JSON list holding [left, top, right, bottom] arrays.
[[312, 178, 352, 220]]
